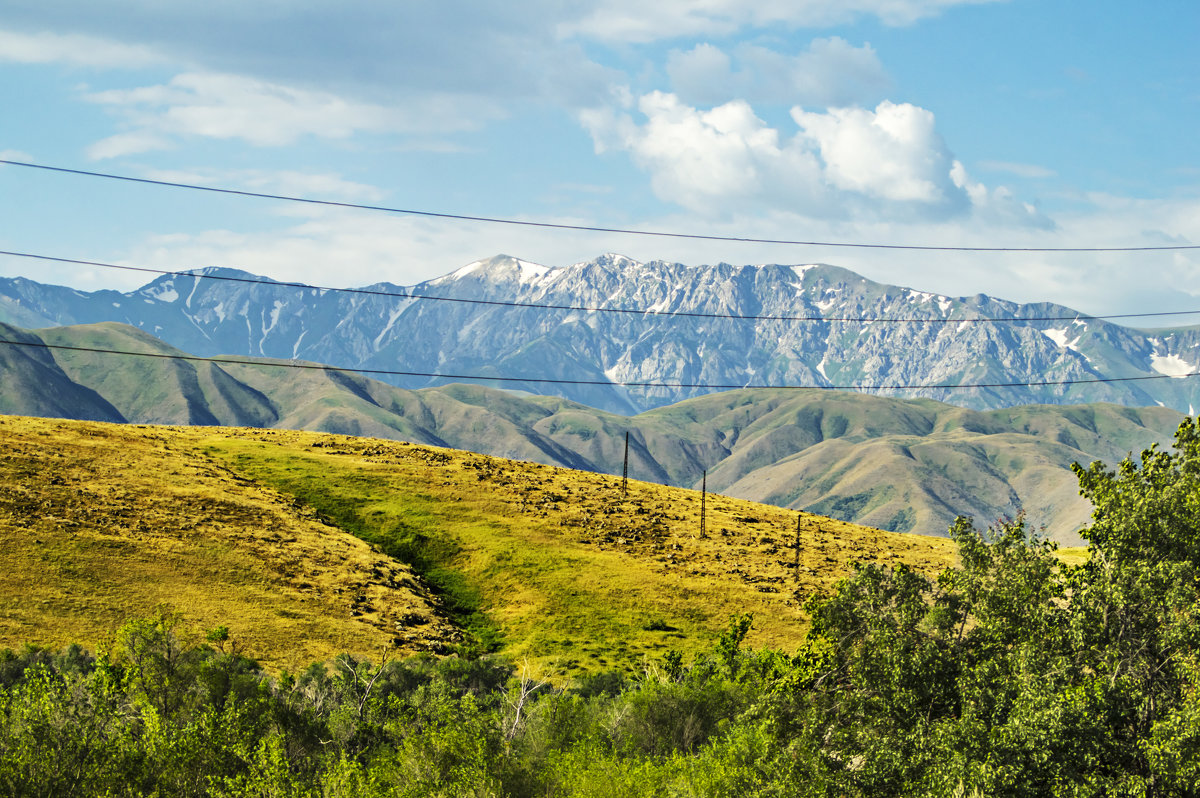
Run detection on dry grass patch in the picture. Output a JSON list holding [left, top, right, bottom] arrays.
[[0, 416, 455, 672], [1055, 546, 1091, 568]]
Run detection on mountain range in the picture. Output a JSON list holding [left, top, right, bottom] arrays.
[[3, 254, 1200, 415], [0, 318, 1185, 544]]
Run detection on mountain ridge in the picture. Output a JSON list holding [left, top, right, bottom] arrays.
[[4, 254, 1199, 414]]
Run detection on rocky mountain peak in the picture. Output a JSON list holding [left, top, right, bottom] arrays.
[[2, 254, 1199, 415]]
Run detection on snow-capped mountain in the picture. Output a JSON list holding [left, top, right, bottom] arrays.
[[4, 253, 1199, 414]]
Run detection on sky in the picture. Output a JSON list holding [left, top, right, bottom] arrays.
[[0, 0, 1197, 317]]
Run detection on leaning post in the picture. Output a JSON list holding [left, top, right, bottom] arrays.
[[622, 431, 629, 498]]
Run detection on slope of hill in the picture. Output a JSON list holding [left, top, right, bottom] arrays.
[[4, 255, 1200, 413], [0, 415, 952, 674], [0, 320, 1186, 543], [0, 415, 457, 672], [0, 323, 123, 422]]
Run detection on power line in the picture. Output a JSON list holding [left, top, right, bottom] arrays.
[[3, 158, 1198, 254], [3, 337, 1196, 391], [5, 248, 1200, 325]]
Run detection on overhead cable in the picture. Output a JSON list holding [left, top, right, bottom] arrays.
[[5, 249, 1200, 325], [2, 158, 1198, 253], [3, 337, 1196, 391]]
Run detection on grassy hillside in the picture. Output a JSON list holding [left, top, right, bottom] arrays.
[[0, 415, 458, 673], [3, 320, 1185, 543], [0, 322, 123, 421], [0, 415, 955, 676]]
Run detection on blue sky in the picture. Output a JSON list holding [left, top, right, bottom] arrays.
[[0, 0, 1197, 316]]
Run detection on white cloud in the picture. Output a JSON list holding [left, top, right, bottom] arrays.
[[139, 168, 388, 203], [581, 92, 1041, 223], [666, 44, 733, 104], [116, 208, 629, 290], [0, 4, 619, 110], [27, 185, 1192, 321], [667, 38, 890, 106], [583, 91, 828, 216], [87, 131, 172, 160], [0, 28, 162, 67], [0, 149, 34, 164], [561, 0, 1006, 43], [84, 71, 503, 157], [950, 162, 1054, 228], [978, 160, 1057, 179], [792, 101, 961, 207]]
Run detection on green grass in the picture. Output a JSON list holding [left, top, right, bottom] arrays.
[[199, 430, 956, 677], [215, 447, 503, 653]]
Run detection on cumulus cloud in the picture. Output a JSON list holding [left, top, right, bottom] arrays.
[[667, 38, 890, 107], [793, 102, 961, 206], [582, 92, 1048, 224], [84, 72, 504, 158], [582, 92, 826, 216]]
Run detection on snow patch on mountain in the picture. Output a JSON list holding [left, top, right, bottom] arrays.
[[516, 259, 552, 283], [185, 279, 201, 309], [143, 283, 179, 303], [433, 260, 486, 283], [263, 300, 284, 335], [1151, 354, 1196, 378], [374, 299, 416, 348], [1042, 328, 1081, 350]]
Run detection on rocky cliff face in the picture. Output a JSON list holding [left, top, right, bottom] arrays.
[[3, 254, 1198, 414]]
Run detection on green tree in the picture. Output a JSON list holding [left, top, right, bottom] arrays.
[[1069, 418, 1200, 794]]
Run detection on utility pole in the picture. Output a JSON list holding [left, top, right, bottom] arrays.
[[622, 431, 629, 498], [794, 513, 802, 579], [700, 469, 707, 538]]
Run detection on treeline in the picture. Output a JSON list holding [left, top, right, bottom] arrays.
[[6, 420, 1200, 796]]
